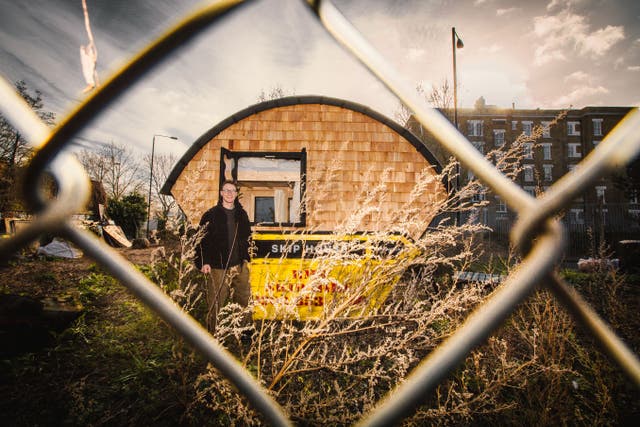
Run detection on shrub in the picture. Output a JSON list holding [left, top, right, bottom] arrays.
[[106, 193, 147, 239]]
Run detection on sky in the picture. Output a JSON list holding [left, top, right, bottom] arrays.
[[1, 0, 639, 159]]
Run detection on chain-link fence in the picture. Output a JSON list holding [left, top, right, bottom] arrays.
[[1, 1, 638, 426]]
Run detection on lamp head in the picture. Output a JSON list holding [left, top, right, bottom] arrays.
[[456, 38, 464, 49]]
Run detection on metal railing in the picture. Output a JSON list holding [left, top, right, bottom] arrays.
[[1, 1, 638, 426]]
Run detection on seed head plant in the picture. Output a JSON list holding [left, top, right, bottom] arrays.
[[145, 116, 637, 425]]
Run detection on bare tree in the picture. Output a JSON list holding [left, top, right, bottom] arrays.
[[144, 152, 179, 229], [397, 80, 456, 168], [76, 141, 144, 201], [257, 84, 295, 102], [427, 79, 454, 121], [394, 80, 453, 127], [0, 81, 56, 168]]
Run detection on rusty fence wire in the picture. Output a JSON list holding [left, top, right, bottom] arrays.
[[0, 1, 638, 426]]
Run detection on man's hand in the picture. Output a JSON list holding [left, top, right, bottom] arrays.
[[201, 264, 212, 274]]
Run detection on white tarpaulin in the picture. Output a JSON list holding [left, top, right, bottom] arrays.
[[36, 238, 83, 259]]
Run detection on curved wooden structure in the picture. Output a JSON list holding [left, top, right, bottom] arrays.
[[163, 96, 447, 240]]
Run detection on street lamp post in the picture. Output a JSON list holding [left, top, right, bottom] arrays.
[[147, 134, 177, 239], [452, 27, 464, 130], [452, 27, 464, 225]]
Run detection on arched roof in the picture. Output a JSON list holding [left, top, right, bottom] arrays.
[[161, 95, 441, 195]]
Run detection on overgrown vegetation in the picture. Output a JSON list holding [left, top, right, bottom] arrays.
[[2, 160, 638, 425], [0, 80, 55, 213]]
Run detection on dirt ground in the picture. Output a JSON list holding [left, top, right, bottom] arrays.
[[0, 245, 169, 298]]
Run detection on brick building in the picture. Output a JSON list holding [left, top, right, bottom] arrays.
[[407, 103, 639, 256]]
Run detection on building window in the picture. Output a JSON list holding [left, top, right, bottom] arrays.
[[255, 197, 275, 223], [592, 118, 603, 136], [496, 196, 507, 213], [569, 208, 585, 225], [473, 141, 484, 154], [630, 190, 639, 205], [599, 208, 608, 226], [541, 121, 552, 138], [629, 209, 640, 229], [593, 140, 601, 146], [523, 143, 534, 159], [596, 186, 606, 204], [524, 186, 536, 197], [468, 120, 484, 137], [567, 164, 577, 173], [543, 164, 553, 181], [541, 143, 552, 160], [522, 121, 533, 136], [567, 121, 581, 136], [523, 165, 535, 182], [221, 148, 306, 225], [472, 186, 486, 202], [493, 129, 505, 147], [511, 120, 518, 130], [568, 143, 581, 158]]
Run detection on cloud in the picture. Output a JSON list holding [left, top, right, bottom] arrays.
[[564, 70, 590, 84], [496, 8, 519, 16], [546, 0, 584, 12], [406, 47, 426, 62], [579, 25, 625, 57], [532, 10, 624, 66], [628, 65, 640, 71], [479, 44, 502, 54], [551, 85, 609, 107]]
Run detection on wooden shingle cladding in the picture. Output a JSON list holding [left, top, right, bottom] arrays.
[[163, 96, 447, 239]]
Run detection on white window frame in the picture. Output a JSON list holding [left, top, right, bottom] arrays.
[[524, 186, 536, 197], [630, 190, 639, 205], [495, 196, 507, 213], [541, 143, 552, 160], [523, 165, 535, 182], [493, 129, 505, 147], [596, 185, 606, 204], [522, 121, 533, 137], [567, 121, 581, 136], [599, 208, 608, 226], [472, 186, 486, 202], [568, 143, 581, 158], [541, 121, 552, 138], [523, 143, 534, 160], [511, 120, 518, 130], [543, 164, 553, 181], [569, 208, 585, 225], [592, 118, 603, 136], [468, 120, 484, 137]]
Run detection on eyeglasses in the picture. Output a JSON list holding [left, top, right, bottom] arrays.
[[221, 189, 237, 194]]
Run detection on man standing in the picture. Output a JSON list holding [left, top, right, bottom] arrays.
[[196, 180, 252, 332]]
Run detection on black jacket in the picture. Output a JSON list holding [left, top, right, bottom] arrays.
[[195, 201, 251, 269]]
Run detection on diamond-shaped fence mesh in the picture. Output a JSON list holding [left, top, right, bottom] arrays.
[[0, 1, 638, 426]]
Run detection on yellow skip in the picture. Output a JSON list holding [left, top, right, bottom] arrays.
[[250, 232, 418, 320]]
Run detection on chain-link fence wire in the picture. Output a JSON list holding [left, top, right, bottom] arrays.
[[0, 1, 638, 426]]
